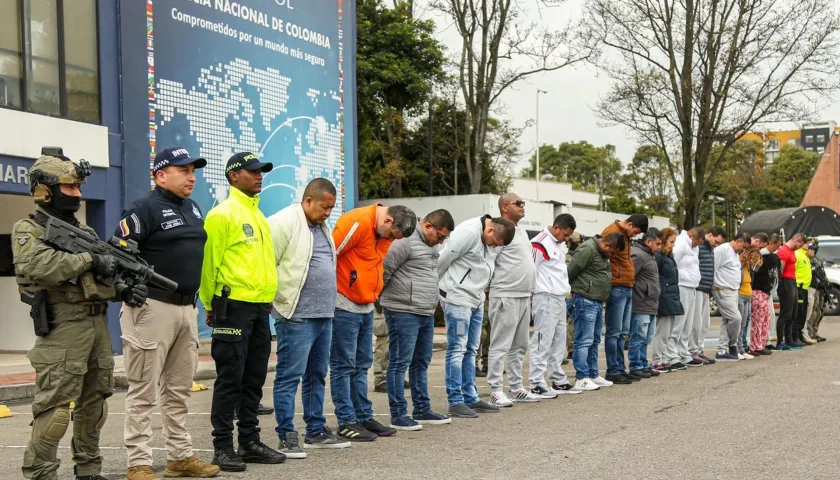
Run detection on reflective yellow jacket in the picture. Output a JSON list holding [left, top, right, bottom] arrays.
[[199, 187, 277, 309]]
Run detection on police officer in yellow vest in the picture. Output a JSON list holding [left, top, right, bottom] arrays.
[[14, 149, 148, 480]]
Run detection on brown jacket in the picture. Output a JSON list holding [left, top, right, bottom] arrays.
[[601, 221, 635, 287]]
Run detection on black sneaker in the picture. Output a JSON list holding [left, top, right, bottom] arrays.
[[360, 418, 397, 437], [374, 383, 387, 393], [605, 374, 632, 384], [304, 427, 351, 449], [551, 382, 581, 394], [337, 423, 378, 442], [257, 403, 274, 415], [448, 403, 479, 418], [212, 447, 246, 472], [759, 348, 772, 355], [467, 400, 500, 413], [645, 367, 660, 377], [237, 440, 285, 464], [699, 354, 716, 364], [623, 372, 642, 382], [629, 369, 651, 378], [475, 368, 487, 378], [686, 358, 704, 367], [670, 362, 688, 371]]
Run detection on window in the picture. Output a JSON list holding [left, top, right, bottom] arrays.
[[764, 139, 780, 151], [817, 134, 826, 143], [805, 135, 814, 143], [0, 0, 99, 123], [787, 139, 797, 145]]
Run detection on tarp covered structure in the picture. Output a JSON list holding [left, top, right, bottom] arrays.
[[738, 206, 840, 239]]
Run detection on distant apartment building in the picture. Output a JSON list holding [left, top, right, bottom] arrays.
[[741, 121, 840, 166]]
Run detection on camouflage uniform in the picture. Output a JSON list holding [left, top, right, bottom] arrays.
[[14, 155, 119, 480], [373, 307, 389, 388], [477, 297, 491, 371]]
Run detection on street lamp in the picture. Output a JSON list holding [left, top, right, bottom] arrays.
[[708, 195, 725, 225], [535, 89, 548, 200]]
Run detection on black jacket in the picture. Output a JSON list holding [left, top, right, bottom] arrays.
[[751, 250, 780, 294], [656, 251, 684, 316], [697, 239, 715, 294], [811, 257, 828, 291]]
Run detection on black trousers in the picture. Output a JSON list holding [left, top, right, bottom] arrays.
[[776, 279, 797, 345], [210, 299, 272, 449]]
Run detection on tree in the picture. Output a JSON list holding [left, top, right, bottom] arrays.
[[744, 145, 821, 211], [584, 0, 840, 228], [521, 141, 623, 193], [357, 0, 447, 199], [432, 0, 595, 193], [624, 145, 674, 217]]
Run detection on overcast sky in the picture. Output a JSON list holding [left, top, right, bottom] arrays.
[[416, 0, 840, 174]]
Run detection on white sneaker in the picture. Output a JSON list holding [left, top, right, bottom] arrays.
[[592, 376, 614, 387], [529, 385, 558, 399], [509, 387, 541, 403], [742, 352, 754, 360], [737, 353, 746, 360], [550, 383, 582, 395], [574, 378, 600, 391], [490, 391, 514, 407]]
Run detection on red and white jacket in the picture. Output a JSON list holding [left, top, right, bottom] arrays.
[[531, 228, 571, 297]]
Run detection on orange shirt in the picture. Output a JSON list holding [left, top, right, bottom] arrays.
[[332, 203, 393, 305]]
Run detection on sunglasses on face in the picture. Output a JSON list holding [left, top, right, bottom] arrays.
[[509, 201, 525, 207]]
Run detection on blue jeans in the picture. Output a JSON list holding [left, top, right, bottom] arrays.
[[605, 286, 632, 375], [272, 315, 331, 438], [570, 294, 603, 380], [384, 309, 434, 419], [443, 302, 483, 407], [329, 309, 374, 425], [628, 314, 655, 371]]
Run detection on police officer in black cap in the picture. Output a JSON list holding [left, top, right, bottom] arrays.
[[114, 147, 220, 479]]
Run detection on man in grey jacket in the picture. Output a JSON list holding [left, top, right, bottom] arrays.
[[628, 228, 662, 378], [438, 215, 515, 418], [380, 210, 455, 431], [487, 193, 539, 406]]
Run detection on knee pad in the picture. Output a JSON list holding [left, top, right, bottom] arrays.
[[39, 406, 70, 441]]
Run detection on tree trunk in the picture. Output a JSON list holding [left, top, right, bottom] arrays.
[[383, 105, 403, 198]]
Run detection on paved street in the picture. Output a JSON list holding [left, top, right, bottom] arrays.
[[2, 319, 840, 479]]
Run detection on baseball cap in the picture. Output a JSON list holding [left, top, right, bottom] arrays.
[[153, 147, 207, 174], [225, 152, 273, 175]]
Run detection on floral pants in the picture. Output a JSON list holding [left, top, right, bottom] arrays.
[[750, 291, 771, 351]]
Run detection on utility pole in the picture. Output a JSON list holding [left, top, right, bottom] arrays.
[[535, 89, 547, 200], [428, 100, 433, 196], [598, 161, 603, 211]]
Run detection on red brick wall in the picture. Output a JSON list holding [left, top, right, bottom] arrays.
[[801, 132, 840, 212]]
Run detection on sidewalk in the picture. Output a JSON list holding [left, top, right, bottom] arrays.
[[0, 328, 450, 403]]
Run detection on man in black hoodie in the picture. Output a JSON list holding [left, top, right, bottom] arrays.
[[691, 227, 726, 364]]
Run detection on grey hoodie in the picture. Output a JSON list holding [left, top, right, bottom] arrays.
[[438, 215, 496, 309]]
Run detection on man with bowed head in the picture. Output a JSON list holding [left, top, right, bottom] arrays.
[[379, 209, 456, 430], [438, 215, 515, 418], [330, 202, 417, 442], [268, 178, 351, 459]]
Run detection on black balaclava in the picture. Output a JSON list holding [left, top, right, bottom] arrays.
[[45, 184, 81, 222]]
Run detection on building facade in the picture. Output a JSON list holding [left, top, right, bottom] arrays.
[[741, 121, 840, 166], [0, 0, 358, 352]]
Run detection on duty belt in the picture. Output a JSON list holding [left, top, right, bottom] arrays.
[[147, 287, 197, 306]]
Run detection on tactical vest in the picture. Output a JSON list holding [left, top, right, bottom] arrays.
[[15, 213, 116, 304]]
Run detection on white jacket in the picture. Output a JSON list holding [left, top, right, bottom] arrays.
[[531, 228, 571, 297], [267, 203, 336, 318], [673, 230, 701, 288]]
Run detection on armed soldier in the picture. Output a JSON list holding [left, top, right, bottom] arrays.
[[15, 149, 149, 480]]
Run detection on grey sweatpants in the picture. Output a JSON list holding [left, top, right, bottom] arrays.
[[652, 315, 676, 365], [529, 294, 570, 388], [488, 296, 531, 392], [690, 292, 711, 356], [715, 289, 741, 353], [675, 286, 701, 364]]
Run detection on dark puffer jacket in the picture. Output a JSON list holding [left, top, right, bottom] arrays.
[[697, 239, 715, 294], [656, 251, 684, 316]]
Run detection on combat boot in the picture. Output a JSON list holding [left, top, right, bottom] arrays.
[[126, 465, 160, 480], [164, 456, 221, 478]]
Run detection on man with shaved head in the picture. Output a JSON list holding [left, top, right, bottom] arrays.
[[486, 192, 540, 405], [267, 178, 349, 457], [775, 233, 808, 350]]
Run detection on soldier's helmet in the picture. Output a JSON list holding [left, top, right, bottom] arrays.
[[28, 147, 91, 205]]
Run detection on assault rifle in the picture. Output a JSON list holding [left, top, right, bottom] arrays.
[[41, 215, 178, 292]]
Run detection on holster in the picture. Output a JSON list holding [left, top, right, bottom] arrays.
[[20, 290, 54, 337], [212, 285, 231, 325]]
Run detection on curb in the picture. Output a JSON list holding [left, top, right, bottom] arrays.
[[0, 339, 448, 404]]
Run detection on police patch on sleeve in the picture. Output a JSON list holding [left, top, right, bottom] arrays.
[[119, 218, 130, 237], [192, 204, 202, 219], [16, 233, 30, 245]]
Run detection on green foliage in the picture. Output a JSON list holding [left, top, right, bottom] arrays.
[[521, 141, 623, 192], [744, 145, 821, 212], [623, 145, 673, 217]]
